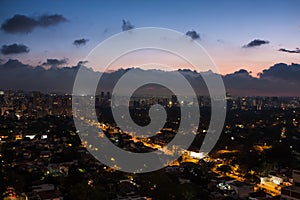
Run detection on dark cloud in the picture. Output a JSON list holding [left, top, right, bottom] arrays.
[[259, 63, 300, 81], [1, 43, 29, 55], [73, 38, 89, 46], [1, 14, 66, 33], [0, 59, 299, 96], [186, 30, 200, 40], [243, 39, 269, 48], [42, 58, 68, 67], [279, 48, 300, 54], [0, 59, 94, 93], [122, 20, 134, 31], [103, 28, 109, 34], [77, 60, 88, 66], [38, 14, 66, 27], [0, 59, 30, 70], [223, 69, 259, 95], [233, 69, 249, 74]]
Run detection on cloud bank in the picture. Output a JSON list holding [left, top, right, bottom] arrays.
[[0, 59, 299, 96]]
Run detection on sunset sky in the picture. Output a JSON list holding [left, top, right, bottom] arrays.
[[0, 0, 300, 76]]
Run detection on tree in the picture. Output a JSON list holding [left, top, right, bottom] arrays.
[[217, 165, 232, 175], [244, 172, 260, 185]]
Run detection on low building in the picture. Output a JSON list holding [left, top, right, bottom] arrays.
[[258, 174, 290, 196], [281, 170, 300, 200], [230, 181, 254, 199], [31, 184, 63, 200], [215, 180, 253, 199]]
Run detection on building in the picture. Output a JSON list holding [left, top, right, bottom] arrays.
[[258, 174, 288, 196], [230, 181, 254, 199], [216, 181, 254, 199], [281, 170, 300, 200], [30, 184, 63, 200]]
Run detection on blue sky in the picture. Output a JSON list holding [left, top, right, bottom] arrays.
[[0, 0, 300, 75]]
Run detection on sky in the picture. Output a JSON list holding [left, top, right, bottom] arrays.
[[0, 0, 300, 76]]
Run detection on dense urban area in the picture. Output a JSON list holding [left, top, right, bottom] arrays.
[[1, 90, 300, 200]]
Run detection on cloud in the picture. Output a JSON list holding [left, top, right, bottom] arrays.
[[77, 60, 88, 66], [0, 59, 299, 96], [103, 28, 109, 34], [73, 38, 89, 46], [1, 14, 66, 33], [232, 69, 250, 75], [223, 69, 259, 95], [42, 58, 68, 67], [243, 39, 269, 48], [223, 63, 300, 96], [1, 43, 29, 55], [186, 30, 200, 40], [122, 19, 134, 31], [0, 59, 92, 93], [278, 48, 300, 54], [37, 14, 66, 27], [259, 63, 300, 81]]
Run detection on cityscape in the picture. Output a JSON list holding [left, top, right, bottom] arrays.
[[1, 90, 300, 199], [1, 0, 300, 200]]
